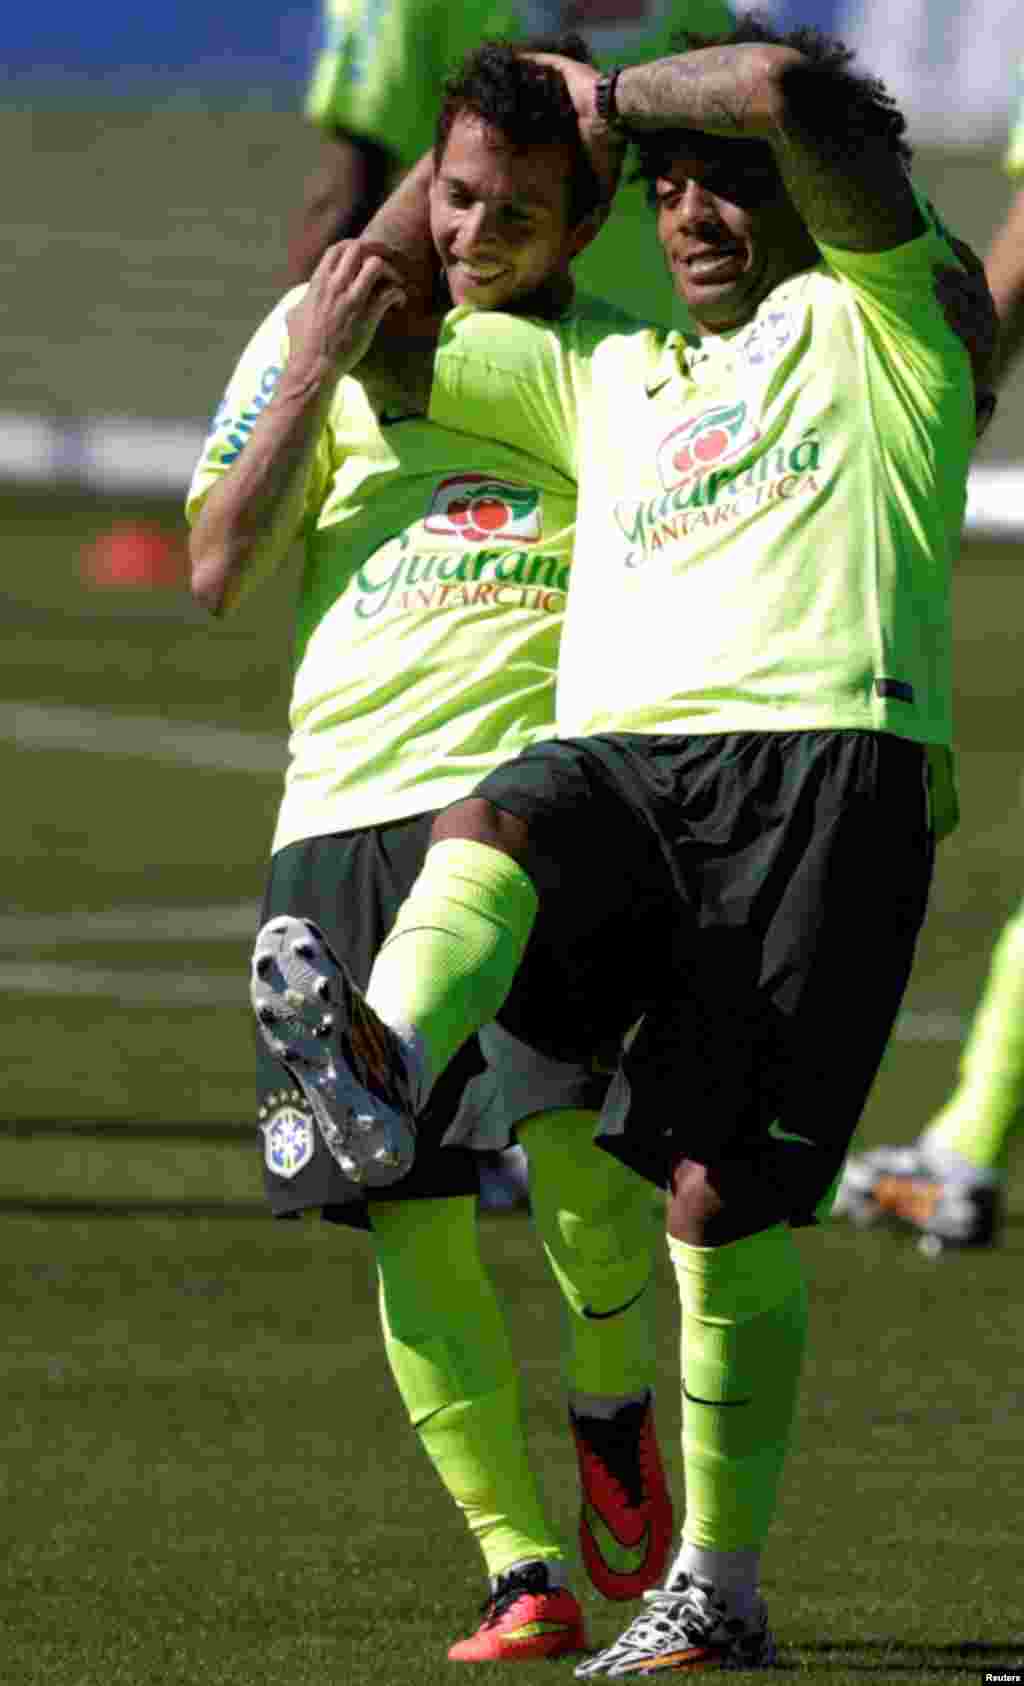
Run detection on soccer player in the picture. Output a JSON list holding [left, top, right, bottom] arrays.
[[289, 0, 732, 1211], [255, 16, 980, 1672], [190, 44, 673, 1665], [289, 0, 733, 324], [835, 67, 1024, 1253]]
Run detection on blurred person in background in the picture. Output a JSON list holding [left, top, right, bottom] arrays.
[[985, 64, 1024, 374], [190, 42, 675, 1664], [835, 69, 1024, 1253], [288, 0, 733, 325]]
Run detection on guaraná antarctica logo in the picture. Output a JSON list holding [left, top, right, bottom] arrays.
[[424, 474, 542, 543], [656, 401, 760, 492], [259, 1089, 316, 1180]]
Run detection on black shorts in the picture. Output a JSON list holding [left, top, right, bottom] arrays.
[[258, 813, 614, 1228], [474, 729, 936, 1223]]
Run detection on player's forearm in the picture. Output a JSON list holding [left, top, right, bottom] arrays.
[[985, 187, 1024, 382], [361, 152, 435, 271], [614, 44, 794, 139], [189, 371, 334, 617], [615, 44, 919, 252], [356, 153, 442, 411]]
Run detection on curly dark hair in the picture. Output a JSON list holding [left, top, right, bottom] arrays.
[[632, 11, 912, 203], [434, 36, 603, 227]]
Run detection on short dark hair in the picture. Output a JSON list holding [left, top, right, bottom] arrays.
[[633, 11, 912, 204], [435, 36, 604, 227]]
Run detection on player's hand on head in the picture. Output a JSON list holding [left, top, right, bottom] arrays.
[[526, 51, 625, 208], [286, 239, 409, 380]]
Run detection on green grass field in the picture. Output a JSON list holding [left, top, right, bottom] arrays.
[[2, 488, 1022, 1682]]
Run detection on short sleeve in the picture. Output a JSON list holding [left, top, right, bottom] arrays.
[[186, 287, 330, 533]]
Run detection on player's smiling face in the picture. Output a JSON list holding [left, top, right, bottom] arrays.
[[431, 113, 589, 312], [654, 143, 819, 333]]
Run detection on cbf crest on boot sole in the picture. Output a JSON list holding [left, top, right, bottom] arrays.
[[251, 916, 417, 1188]]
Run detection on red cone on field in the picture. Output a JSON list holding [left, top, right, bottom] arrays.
[[79, 522, 188, 589]]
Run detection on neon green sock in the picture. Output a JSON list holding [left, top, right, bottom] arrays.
[[367, 839, 539, 1093], [373, 1196, 563, 1579], [924, 902, 1024, 1174], [523, 1109, 659, 1399], [668, 1225, 807, 1551]]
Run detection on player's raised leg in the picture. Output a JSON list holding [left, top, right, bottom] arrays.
[[254, 831, 540, 1180]]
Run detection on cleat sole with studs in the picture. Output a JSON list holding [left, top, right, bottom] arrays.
[[251, 916, 417, 1189]]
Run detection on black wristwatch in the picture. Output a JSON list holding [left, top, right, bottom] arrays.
[[595, 66, 627, 132]]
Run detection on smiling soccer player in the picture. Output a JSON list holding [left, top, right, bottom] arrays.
[[270, 14, 990, 1673]]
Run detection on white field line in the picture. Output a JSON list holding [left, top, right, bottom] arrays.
[[0, 903, 260, 947], [1, 928, 971, 1042], [3, 701, 285, 774], [1, 411, 1020, 541], [6, 703, 969, 1036], [2, 902, 257, 1004], [6, 699, 272, 1002], [0, 962, 244, 1005]]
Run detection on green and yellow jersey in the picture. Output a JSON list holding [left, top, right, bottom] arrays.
[[306, 0, 732, 326], [188, 289, 633, 854], [427, 221, 974, 826]]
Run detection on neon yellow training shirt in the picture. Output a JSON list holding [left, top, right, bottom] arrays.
[[306, 0, 732, 327], [427, 220, 974, 828], [187, 288, 633, 854]]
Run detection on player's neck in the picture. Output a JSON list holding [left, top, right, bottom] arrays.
[[511, 270, 575, 321]]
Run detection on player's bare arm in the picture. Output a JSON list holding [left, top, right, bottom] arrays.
[[985, 184, 1024, 381], [287, 131, 393, 284], [353, 152, 447, 417], [612, 43, 922, 253], [190, 243, 406, 617]]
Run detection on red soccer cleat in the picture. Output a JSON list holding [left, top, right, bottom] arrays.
[[572, 1394, 674, 1602], [448, 1561, 587, 1662]]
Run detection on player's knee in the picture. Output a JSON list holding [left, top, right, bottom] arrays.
[[430, 796, 532, 866], [542, 1186, 657, 1320], [668, 1157, 789, 1247]]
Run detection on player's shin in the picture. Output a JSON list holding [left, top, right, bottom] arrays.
[[373, 1196, 563, 1579], [667, 1224, 808, 1614], [524, 1109, 659, 1401], [367, 839, 539, 1103], [923, 900, 1024, 1174], [524, 1110, 671, 1599]]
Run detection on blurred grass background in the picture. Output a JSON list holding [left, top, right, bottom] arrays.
[[2, 103, 1022, 1684]]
